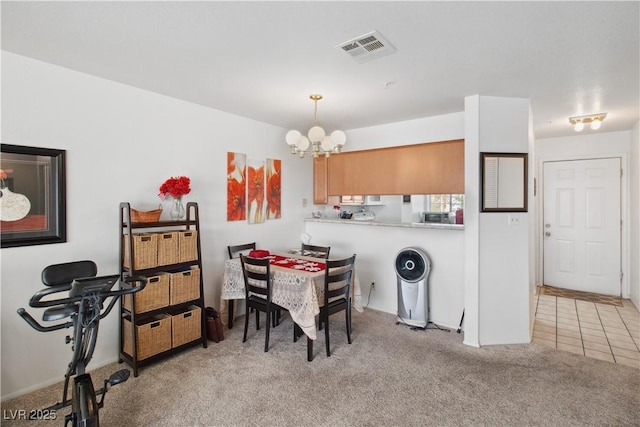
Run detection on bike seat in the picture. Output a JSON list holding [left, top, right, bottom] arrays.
[[43, 304, 78, 322]]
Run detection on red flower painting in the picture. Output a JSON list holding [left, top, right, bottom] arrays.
[[227, 152, 246, 221], [226, 153, 280, 223], [227, 178, 246, 221], [247, 164, 264, 223]]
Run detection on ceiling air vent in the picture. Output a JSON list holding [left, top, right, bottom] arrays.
[[335, 31, 396, 63]]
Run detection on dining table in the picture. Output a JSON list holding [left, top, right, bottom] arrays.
[[219, 251, 363, 361]]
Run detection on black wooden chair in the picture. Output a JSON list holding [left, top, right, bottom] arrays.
[[320, 254, 357, 357], [226, 243, 258, 325], [301, 243, 331, 259], [228, 242, 256, 259], [239, 254, 283, 352]]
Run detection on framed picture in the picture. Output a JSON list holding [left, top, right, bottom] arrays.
[[1, 144, 67, 248], [480, 152, 528, 212]]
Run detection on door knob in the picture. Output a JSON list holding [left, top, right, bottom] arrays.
[[545, 231, 551, 237], [545, 224, 551, 228]]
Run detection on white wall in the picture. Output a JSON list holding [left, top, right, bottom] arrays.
[[341, 112, 465, 151], [463, 96, 481, 346], [630, 121, 640, 309], [304, 222, 465, 330], [1, 52, 312, 399], [536, 130, 634, 301], [465, 95, 533, 346]]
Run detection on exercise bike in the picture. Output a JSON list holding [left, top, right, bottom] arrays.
[[17, 260, 145, 426]]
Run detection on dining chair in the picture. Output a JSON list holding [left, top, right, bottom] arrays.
[[239, 254, 283, 352], [228, 242, 256, 259], [227, 242, 258, 319], [301, 243, 331, 259], [320, 254, 357, 357]]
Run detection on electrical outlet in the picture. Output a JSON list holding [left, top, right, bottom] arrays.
[[371, 282, 375, 290], [302, 198, 308, 207]]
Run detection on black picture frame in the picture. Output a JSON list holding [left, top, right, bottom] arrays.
[[1, 144, 67, 248], [480, 152, 528, 212]]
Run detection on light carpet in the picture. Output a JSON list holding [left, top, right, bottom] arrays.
[[2, 308, 639, 426]]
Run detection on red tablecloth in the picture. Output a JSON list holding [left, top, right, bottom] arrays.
[[267, 255, 325, 272]]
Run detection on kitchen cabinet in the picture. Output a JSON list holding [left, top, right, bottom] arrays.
[[313, 156, 328, 204], [323, 139, 464, 196], [118, 202, 207, 376]]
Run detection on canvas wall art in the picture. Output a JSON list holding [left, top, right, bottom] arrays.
[[227, 152, 280, 224], [227, 152, 246, 221], [247, 158, 265, 224], [266, 158, 281, 220]]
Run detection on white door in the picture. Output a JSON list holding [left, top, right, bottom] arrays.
[[543, 158, 621, 296]]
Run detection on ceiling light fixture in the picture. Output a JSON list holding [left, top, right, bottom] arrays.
[[285, 94, 346, 158], [569, 113, 607, 132]]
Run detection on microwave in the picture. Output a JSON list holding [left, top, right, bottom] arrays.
[[423, 212, 450, 223]]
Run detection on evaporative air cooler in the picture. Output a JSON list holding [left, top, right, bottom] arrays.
[[394, 247, 431, 328]]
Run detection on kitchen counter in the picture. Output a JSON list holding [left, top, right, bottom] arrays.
[[304, 217, 464, 230]]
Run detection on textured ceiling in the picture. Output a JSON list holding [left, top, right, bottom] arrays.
[[2, 1, 639, 139]]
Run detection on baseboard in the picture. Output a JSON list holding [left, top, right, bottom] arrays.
[[1, 356, 119, 402]]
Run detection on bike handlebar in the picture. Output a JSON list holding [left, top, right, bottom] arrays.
[[17, 308, 74, 332], [27, 284, 72, 308], [27, 276, 145, 308], [17, 276, 146, 332]]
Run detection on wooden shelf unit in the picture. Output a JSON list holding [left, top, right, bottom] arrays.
[[118, 201, 207, 376]]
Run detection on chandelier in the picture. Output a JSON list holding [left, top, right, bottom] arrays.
[[285, 94, 346, 158]]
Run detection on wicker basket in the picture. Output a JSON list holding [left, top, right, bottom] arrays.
[[123, 314, 172, 360], [123, 273, 170, 313], [170, 266, 201, 305], [157, 232, 179, 266], [130, 206, 162, 223], [123, 233, 158, 270], [171, 306, 202, 347], [178, 230, 198, 262]]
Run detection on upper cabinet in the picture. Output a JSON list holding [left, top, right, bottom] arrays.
[[322, 139, 464, 198], [313, 156, 329, 204]]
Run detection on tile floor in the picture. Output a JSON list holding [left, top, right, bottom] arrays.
[[533, 292, 640, 369]]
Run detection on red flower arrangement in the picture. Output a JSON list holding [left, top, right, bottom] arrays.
[[158, 176, 191, 199]]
